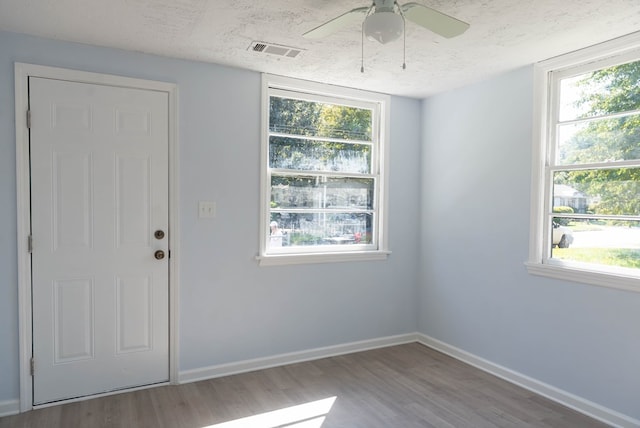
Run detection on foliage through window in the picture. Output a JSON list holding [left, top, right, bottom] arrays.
[[538, 47, 640, 280], [259, 76, 389, 264]]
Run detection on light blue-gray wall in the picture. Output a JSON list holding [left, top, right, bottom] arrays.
[[2, 29, 639, 422], [0, 31, 421, 403], [420, 66, 640, 420]]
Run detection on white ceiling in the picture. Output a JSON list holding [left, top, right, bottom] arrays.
[[1, 0, 640, 98]]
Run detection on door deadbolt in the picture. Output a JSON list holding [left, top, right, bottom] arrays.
[[154, 250, 165, 260], [154, 230, 165, 240]]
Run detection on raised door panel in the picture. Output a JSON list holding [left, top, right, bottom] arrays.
[[115, 156, 151, 248], [116, 275, 153, 354], [53, 278, 95, 363], [52, 152, 94, 251]]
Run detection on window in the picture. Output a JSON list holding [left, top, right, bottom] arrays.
[[258, 75, 390, 266], [528, 34, 640, 292]]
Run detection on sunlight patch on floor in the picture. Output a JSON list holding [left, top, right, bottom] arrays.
[[203, 396, 337, 428]]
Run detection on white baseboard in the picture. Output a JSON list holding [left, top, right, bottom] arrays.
[[0, 399, 20, 417], [179, 333, 419, 383], [416, 333, 640, 428]]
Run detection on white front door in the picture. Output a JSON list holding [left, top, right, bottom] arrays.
[[29, 77, 170, 405]]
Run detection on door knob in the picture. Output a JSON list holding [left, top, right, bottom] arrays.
[[154, 250, 165, 260]]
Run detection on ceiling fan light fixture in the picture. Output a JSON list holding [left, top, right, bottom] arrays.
[[363, 11, 404, 44]]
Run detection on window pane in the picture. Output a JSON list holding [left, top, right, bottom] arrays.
[[559, 59, 640, 122], [557, 113, 640, 164], [262, 79, 387, 260], [270, 136, 371, 173], [550, 218, 640, 270], [553, 168, 640, 216], [269, 212, 373, 248], [269, 96, 372, 141], [271, 175, 374, 210]]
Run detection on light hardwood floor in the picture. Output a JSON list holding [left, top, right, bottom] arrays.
[[1, 343, 607, 427]]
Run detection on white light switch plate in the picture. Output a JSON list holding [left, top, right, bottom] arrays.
[[198, 201, 216, 218]]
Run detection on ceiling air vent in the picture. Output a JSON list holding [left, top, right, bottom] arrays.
[[249, 41, 303, 58]]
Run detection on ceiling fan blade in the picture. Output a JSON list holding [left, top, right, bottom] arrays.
[[401, 3, 469, 38], [303, 7, 370, 39]]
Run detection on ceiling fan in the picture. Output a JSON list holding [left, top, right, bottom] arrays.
[[303, 0, 469, 71]]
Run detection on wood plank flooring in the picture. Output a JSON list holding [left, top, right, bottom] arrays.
[[1, 343, 607, 427]]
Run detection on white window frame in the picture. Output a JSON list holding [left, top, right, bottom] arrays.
[[257, 74, 390, 266], [527, 32, 640, 293]]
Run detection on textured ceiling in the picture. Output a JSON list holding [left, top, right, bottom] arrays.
[[1, 0, 640, 98]]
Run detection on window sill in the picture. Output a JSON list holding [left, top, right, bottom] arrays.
[[257, 250, 391, 267], [525, 261, 640, 293]]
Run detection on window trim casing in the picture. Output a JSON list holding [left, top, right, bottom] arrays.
[[527, 31, 640, 293], [257, 74, 391, 266]]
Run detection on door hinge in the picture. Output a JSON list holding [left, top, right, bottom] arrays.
[[27, 110, 32, 129], [30, 357, 35, 376], [28, 235, 33, 253]]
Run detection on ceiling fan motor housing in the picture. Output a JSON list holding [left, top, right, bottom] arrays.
[[374, 0, 397, 11], [364, 11, 404, 44]]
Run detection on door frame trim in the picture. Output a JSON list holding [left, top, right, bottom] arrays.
[[14, 63, 180, 412]]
